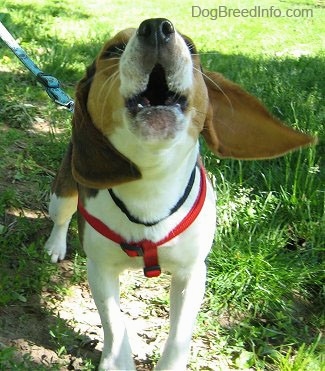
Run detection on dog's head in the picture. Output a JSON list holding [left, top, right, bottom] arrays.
[[71, 18, 315, 188], [87, 19, 207, 143]]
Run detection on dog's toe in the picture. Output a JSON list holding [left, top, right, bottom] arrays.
[[45, 243, 63, 263], [44, 233, 67, 263]]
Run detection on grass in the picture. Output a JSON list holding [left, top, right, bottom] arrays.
[[0, 0, 324, 369]]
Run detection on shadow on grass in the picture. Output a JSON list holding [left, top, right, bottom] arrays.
[[0, 219, 101, 370]]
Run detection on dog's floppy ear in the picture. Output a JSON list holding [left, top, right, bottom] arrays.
[[202, 70, 315, 159], [71, 62, 141, 188]]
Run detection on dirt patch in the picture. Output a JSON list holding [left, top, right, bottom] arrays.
[[0, 260, 225, 370]]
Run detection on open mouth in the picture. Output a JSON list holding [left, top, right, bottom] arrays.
[[125, 64, 188, 116]]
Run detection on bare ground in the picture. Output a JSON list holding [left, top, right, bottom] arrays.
[[0, 259, 226, 370]]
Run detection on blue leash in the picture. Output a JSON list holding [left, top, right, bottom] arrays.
[[0, 21, 74, 112]]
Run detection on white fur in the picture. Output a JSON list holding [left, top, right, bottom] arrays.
[[120, 30, 193, 99], [45, 194, 77, 263], [46, 170, 216, 370], [45, 21, 216, 371]]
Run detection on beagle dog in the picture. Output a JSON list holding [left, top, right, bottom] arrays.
[[45, 18, 314, 370]]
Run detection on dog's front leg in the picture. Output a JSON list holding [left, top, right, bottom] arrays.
[[45, 144, 78, 262], [156, 262, 207, 371], [87, 258, 135, 371], [45, 193, 77, 262]]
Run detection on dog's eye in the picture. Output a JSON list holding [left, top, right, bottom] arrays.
[[182, 36, 197, 55], [102, 44, 125, 59]]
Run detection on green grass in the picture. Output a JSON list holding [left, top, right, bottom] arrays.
[[0, 0, 324, 369]]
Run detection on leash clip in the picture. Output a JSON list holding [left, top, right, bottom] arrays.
[[37, 73, 60, 89], [37, 73, 75, 112]]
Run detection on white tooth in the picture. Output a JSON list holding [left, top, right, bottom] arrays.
[[137, 103, 144, 108]]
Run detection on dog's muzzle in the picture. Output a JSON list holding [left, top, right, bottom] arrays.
[[125, 64, 188, 116], [123, 18, 189, 117]]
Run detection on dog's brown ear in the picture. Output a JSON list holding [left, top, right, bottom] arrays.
[[71, 63, 141, 188], [202, 70, 316, 159]]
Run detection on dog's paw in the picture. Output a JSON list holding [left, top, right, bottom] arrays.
[[45, 243, 66, 263], [98, 359, 136, 371], [98, 352, 135, 371], [44, 227, 67, 263], [155, 349, 187, 371], [45, 238, 67, 263]]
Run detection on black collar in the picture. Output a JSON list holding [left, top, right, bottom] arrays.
[[108, 165, 197, 227]]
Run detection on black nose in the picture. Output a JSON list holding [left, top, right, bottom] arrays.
[[137, 18, 175, 46]]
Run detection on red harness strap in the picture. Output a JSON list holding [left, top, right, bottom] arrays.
[[78, 165, 207, 278]]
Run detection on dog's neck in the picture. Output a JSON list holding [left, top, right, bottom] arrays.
[[110, 139, 200, 224]]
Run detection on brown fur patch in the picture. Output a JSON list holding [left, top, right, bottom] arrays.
[[202, 70, 315, 159], [187, 56, 209, 140], [51, 143, 77, 197], [71, 61, 141, 189], [87, 29, 136, 134]]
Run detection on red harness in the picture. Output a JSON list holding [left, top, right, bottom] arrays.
[[78, 165, 207, 278]]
